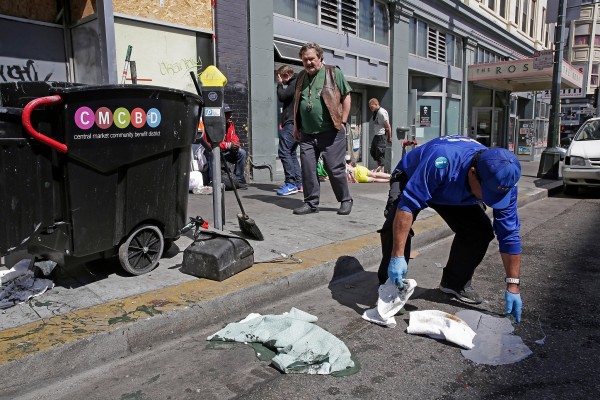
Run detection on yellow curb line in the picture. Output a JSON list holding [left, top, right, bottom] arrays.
[[0, 232, 380, 365]]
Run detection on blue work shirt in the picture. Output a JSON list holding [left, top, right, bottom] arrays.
[[394, 135, 520, 254]]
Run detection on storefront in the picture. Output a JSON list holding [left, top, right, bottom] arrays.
[[468, 58, 583, 160]]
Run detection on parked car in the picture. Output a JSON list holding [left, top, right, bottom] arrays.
[[562, 117, 600, 195]]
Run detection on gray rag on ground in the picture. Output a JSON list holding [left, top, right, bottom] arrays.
[[0, 259, 54, 309], [207, 307, 354, 375]]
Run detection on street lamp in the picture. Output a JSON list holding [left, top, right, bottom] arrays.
[[537, 0, 568, 179]]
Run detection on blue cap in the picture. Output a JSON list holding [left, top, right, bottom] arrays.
[[223, 103, 232, 113], [476, 148, 521, 209]]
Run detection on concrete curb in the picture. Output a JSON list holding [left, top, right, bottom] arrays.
[[0, 183, 563, 395]]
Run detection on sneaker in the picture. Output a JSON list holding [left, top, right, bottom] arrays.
[[439, 282, 483, 304], [277, 183, 298, 196], [297, 185, 303, 192]]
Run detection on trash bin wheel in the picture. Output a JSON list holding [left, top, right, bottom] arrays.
[[118, 225, 165, 275]]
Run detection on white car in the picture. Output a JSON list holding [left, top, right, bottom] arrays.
[[562, 117, 600, 195]]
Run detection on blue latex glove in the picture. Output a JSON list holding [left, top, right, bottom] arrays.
[[505, 290, 522, 323], [388, 256, 408, 288]]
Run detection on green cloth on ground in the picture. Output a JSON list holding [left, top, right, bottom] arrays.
[[207, 307, 358, 375]]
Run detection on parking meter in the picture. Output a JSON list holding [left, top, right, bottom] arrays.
[[199, 66, 228, 146], [198, 66, 228, 230]]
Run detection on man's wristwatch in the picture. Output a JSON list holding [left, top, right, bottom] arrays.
[[505, 277, 520, 285]]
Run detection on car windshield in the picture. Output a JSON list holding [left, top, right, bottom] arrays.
[[575, 120, 600, 141]]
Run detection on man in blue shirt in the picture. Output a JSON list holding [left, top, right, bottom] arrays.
[[378, 135, 523, 322]]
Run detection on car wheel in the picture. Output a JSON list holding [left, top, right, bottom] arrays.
[[563, 183, 578, 196]]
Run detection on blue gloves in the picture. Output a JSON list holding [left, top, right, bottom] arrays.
[[388, 256, 408, 288], [505, 290, 522, 323]]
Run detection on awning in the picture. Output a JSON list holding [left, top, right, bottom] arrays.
[[467, 58, 583, 92]]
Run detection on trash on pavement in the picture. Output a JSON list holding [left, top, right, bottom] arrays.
[[406, 309, 476, 349], [207, 307, 358, 376], [362, 279, 417, 328], [457, 310, 532, 365], [0, 259, 54, 309]]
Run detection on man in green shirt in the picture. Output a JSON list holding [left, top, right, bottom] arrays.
[[292, 42, 353, 216]]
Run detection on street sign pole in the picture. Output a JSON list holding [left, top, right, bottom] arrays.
[[538, 0, 568, 179]]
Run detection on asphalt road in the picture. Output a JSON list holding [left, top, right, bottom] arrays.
[[12, 191, 600, 400]]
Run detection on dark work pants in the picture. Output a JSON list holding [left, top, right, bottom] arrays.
[[429, 203, 495, 290], [377, 181, 494, 287], [278, 123, 301, 186], [299, 128, 352, 207]]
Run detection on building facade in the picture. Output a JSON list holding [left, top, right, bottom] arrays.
[[3, 0, 585, 183]]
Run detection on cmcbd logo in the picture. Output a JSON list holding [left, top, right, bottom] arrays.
[[74, 106, 161, 130]]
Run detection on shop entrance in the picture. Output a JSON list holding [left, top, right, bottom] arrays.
[[472, 108, 503, 148]]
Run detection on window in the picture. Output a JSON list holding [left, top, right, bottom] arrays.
[[374, 1, 389, 45], [447, 80, 461, 95], [274, 0, 294, 17], [487, 0, 495, 11], [359, 0, 374, 40], [529, 1, 536, 37], [298, 0, 317, 24], [499, 0, 506, 18], [575, 23, 591, 46], [514, 0, 520, 25], [417, 20, 427, 57], [591, 64, 599, 86], [275, 1, 365, 38], [521, 0, 528, 32], [359, 0, 389, 44], [410, 18, 461, 66]]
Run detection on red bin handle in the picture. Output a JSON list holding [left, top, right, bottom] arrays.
[[22, 95, 68, 154]]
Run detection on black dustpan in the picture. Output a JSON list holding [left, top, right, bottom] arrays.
[[221, 155, 264, 241]]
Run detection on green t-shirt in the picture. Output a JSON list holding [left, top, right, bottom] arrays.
[[298, 66, 352, 134]]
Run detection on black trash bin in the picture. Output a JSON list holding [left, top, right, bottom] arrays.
[[0, 81, 77, 256], [5, 83, 202, 275]]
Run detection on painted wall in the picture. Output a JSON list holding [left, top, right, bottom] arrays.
[[0, 18, 68, 83], [114, 18, 200, 92]]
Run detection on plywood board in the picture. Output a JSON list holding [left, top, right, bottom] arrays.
[[70, 0, 97, 22], [0, 0, 57, 23], [115, 18, 201, 92], [113, 0, 212, 31]]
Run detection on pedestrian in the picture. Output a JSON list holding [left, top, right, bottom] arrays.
[[292, 42, 353, 215], [346, 161, 390, 183], [276, 65, 302, 196], [368, 98, 392, 173], [378, 135, 523, 322], [221, 104, 248, 188]]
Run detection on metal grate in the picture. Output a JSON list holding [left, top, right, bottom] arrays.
[[341, 0, 357, 34], [321, 0, 338, 30], [427, 27, 446, 62]]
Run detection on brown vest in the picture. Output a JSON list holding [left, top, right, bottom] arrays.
[[294, 65, 343, 132]]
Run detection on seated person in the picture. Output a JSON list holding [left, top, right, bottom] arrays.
[[346, 160, 390, 183], [221, 104, 247, 186]]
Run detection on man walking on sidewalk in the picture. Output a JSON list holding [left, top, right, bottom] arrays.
[[292, 42, 353, 216], [276, 65, 302, 196], [379, 135, 523, 322], [368, 98, 392, 173]]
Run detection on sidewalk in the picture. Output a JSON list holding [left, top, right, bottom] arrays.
[[0, 160, 562, 386]]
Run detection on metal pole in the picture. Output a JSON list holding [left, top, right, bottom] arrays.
[[212, 146, 223, 230], [537, 0, 567, 179]]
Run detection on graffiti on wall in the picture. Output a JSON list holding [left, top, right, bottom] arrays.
[[0, 59, 53, 82], [158, 56, 203, 79]]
